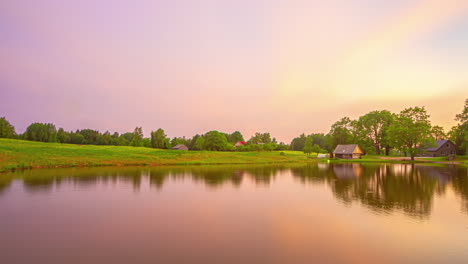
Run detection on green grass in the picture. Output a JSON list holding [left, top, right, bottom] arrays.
[[1, 139, 466, 173], [0, 139, 310, 172]]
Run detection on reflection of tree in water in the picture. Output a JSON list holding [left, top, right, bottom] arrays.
[[450, 166, 468, 214], [291, 163, 465, 219], [0, 176, 14, 196], [2, 164, 467, 218], [149, 165, 288, 189]]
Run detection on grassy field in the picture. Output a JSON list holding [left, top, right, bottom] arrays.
[[1, 138, 466, 173], [0, 138, 310, 172]]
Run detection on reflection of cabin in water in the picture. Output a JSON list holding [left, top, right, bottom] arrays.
[[333, 164, 363, 179], [421, 140, 456, 157], [333, 144, 364, 159]]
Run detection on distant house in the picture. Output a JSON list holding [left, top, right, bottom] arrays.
[[421, 139, 456, 157], [333, 144, 364, 159], [172, 144, 189, 151], [234, 141, 247, 148]]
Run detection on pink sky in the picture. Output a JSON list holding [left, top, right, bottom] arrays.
[[1, 0, 467, 142]]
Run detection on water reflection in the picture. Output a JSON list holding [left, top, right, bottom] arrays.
[[1, 163, 467, 218]]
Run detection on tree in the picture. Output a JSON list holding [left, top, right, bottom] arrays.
[[430, 125, 447, 141], [357, 110, 394, 155], [303, 136, 313, 156], [170, 137, 190, 148], [227, 131, 244, 144], [70, 131, 84, 144], [311, 144, 323, 154], [142, 138, 151, 148], [290, 134, 307, 151], [328, 117, 355, 147], [204, 131, 230, 151], [192, 136, 205, 150], [387, 107, 434, 160], [248, 132, 274, 144], [24, 123, 57, 142], [97, 131, 112, 145], [450, 99, 468, 155], [130, 127, 143, 147], [78, 129, 101, 145], [150, 128, 169, 149], [0, 117, 17, 138], [57, 128, 71, 143]]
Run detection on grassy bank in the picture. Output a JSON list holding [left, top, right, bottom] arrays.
[[0, 138, 309, 172], [1, 139, 467, 173]]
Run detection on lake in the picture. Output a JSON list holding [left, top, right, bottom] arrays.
[[1, 163, 467, 264]]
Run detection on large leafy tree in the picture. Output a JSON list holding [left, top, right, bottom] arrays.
[[227, 131, 244, 144], [328, 117, 356, 146], [290, 133, 307, 151], [248, 132, 275, 144], [150, 128, 169, 149], [449, 99, 468, 155], [387, 107, 434, 160], [0, 117, 17, 138], [204, 131, 230, 151], [430, 125, 447, 141], [357, 110, 394, 155], [24, 123, 57, 142]]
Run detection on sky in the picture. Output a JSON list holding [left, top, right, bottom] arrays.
[[1, 0, 467, 143]]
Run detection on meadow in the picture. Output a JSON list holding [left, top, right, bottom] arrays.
[[0, 138, 310, 172], [1, 138, 466, 173]]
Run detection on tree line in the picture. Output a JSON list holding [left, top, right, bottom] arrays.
[[289, 99, 467, 159], [0, 120, 288, 151], [0, 99, 466, 156]]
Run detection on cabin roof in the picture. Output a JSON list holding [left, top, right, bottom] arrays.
[[423, 140, 452, 152], [172, 144, 188, 150], [333, 144, 362, 154]]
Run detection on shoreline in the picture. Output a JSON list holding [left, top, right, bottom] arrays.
[[1, 138, 467, 173]]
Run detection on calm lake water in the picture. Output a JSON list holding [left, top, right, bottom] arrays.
[[1, 163, 467, 264]]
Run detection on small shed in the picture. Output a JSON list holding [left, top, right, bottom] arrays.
[[333, 144, 364, 159], [172, 144, 189, 151], [421, 140, 456, 157], [317, 154, 328, 159]]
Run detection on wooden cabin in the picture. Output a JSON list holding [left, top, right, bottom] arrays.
[[333, 144, 364, 159], [421, 140, 456, 157]]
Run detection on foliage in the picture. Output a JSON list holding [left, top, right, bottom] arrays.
[[303, 136, 313, 156], [311, 144, 324, 154], [450, 98, 468, 155], [430, 125, 447, 141], [227, 131, 244, 144], [204, 131, 231, 151], [0, 117, 17, 139], [356, 110, 394, 155], [387, 107, 434, 160], [290, 134, 307, 151], [24, 123, 57, 142], [150, 128, 169, 149], [130, 127, 143, 147], [57, 128, 70, 143], [192, 136, 205, 150], [248, 132, 276, 144], [328, 117, 356, 147]]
